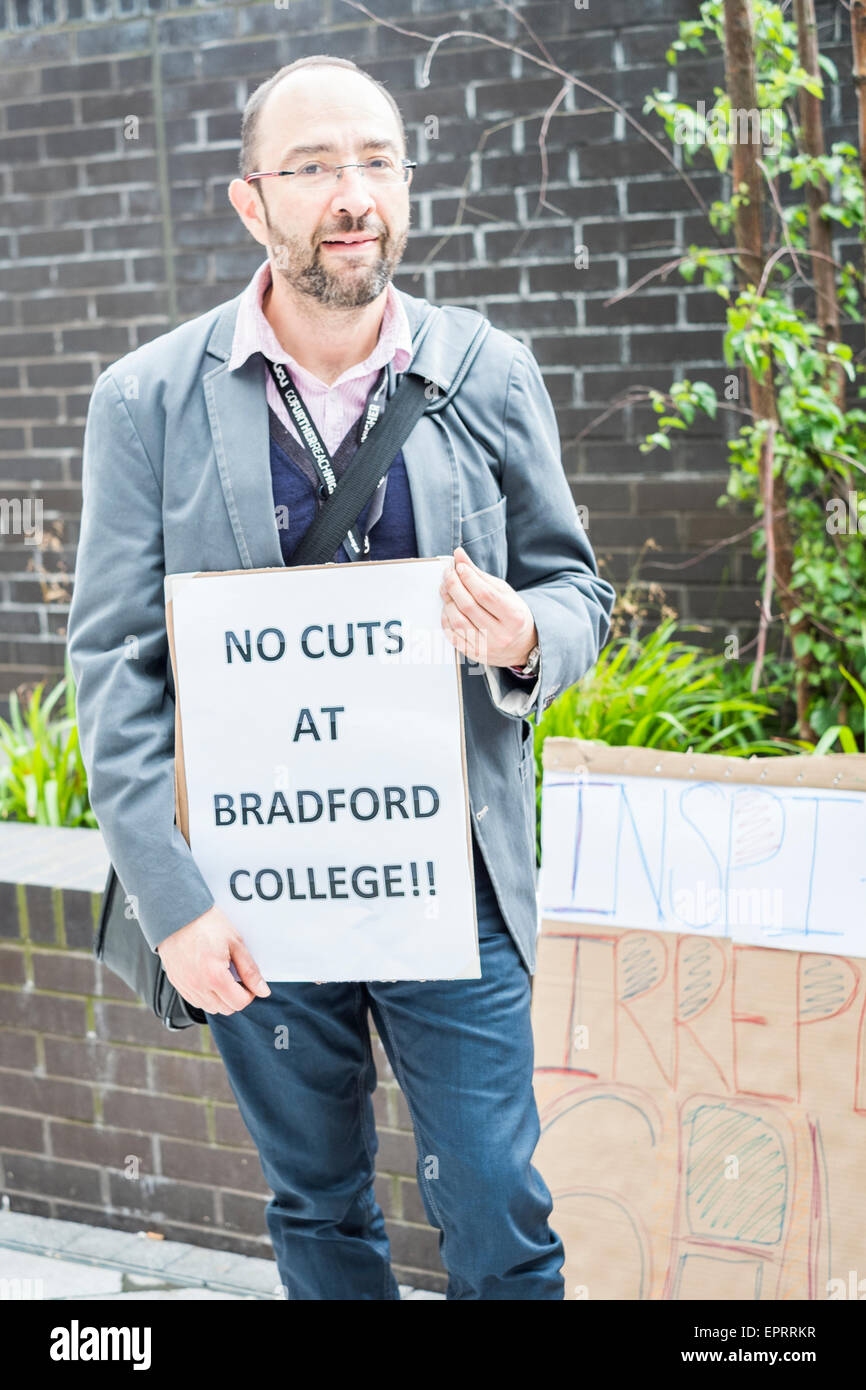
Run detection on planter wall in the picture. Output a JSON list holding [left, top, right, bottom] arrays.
[[0, 823, 445, 1293]]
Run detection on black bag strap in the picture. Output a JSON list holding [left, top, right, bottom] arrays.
[[289, 309, 490, 568], [289, 373, 428, 567]]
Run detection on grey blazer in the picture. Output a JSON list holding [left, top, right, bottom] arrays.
[[66, 285, 616, 976]]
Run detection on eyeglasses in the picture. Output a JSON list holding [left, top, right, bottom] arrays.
[[244, 156, 416, 189]]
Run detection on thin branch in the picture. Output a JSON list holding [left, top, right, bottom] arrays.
[[752, 419, 778, 691], [606, 239, 863, 312], [604, 246, 745, 307], [756, 156, 807, 282], [571, 385, 758, 446], [532, 83, 571, 223], [754, 242, 855, 298], [341, 0, 715, 219], [642, 506, 789, 569], [492, 0, 557, 70]]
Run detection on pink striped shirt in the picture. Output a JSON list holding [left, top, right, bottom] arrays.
[[227, 256, 414, 453]]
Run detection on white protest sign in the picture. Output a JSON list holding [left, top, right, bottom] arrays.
[[539, 739, 866, 955], [165, 558, 480, 982]]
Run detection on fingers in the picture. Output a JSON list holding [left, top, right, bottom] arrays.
[[184, 986, 231, 1016], [231, 941, 271, 998], [452, 546, 506, 587], [441, 595, 486, 661], [159, 920, 270, 1018], [443, 550, 536, 669], [193, 959, 260, 1016], [442, 583, 499, 639], [440, 560, 501, 662], [211, 963, 257, 1012], [447, 554, 507, 623]]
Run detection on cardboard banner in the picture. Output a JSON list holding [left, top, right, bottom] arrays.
[[539, 739, 866, 952], [532, 739, 866, 1300], [165, 559, 479, 982]]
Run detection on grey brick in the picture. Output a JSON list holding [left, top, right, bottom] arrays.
[[41, 60, 113, 94], [76, 21, 151, 59], [107, 1172, 218, 1226], [0, 880, 23, 938], [160, 1138, 269, 1193], [0, 1029, 38, 1069], [0, 947, 26, 987], [12, 163, 80, 196], [212, 1104, 255, 1150], [200, 41, 283, 80], [49, 1120, 156, 1170], [157, 11, 237, 47], [85, 154, 159, 187], [0, 1071, 94, 1122], [585, 293, 680, 329], [46, 127, 120, 161], [31, 950, 97, 994], [43, 1036, 147, 1088], [0, 1109, 43, 1151], [0, 30, 72, 68], [0, 133, 41, 165], [150, 1052, 234, 1104], [221, 1189, 268, 1235], [102, 1089, 210, 1141], [23, 883, 57, 944], [7, 98, 76, 131]]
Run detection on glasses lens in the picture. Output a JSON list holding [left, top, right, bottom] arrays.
[[296, 162, 333, 186], [291, 159, 407, 187], [362, 157, 401, 182]]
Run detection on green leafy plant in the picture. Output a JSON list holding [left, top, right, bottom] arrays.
[[639, 0, 866, 744], [0, 651, 96, 828], [812, 664, 866, 753], [529, 616, 807, 863]]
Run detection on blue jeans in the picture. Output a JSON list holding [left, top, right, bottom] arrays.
[[205, 840, 564, 1300]]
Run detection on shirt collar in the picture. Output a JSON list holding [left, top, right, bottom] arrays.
[[227, 255, 414, 388]]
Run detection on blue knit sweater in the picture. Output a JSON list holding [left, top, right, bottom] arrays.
[[267, 404, 493, 892]]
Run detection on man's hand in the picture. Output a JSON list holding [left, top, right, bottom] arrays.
[[156, 905, 271, 1015], [440, 545, 537, 668]]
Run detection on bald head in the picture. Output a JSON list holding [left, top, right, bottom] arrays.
[[240, 57, 406, 182]]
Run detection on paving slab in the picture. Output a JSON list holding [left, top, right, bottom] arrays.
[[0, 1249, 123, 1299], [0, 1211, 444, 1300], [92, 1289, 256, 1300]]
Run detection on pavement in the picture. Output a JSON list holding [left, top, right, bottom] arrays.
[[0, 1209, 443, 1300]]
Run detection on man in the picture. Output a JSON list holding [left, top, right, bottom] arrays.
[[67, 55, 616, 1300]]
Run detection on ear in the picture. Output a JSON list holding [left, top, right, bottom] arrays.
[[227, 177, 271, 249]]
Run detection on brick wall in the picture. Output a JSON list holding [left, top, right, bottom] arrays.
[[0, 0, 858, 715], [0, 839, 446, 1292]]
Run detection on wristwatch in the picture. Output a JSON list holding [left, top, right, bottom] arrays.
[[515, 643, 540, 677]]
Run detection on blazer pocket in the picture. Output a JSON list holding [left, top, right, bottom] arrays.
[[459, 494, 507, 544]]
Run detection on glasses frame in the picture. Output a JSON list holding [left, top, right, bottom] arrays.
[[244, 157, 417, 187]]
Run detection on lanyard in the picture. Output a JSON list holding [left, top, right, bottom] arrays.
[[266, 357, 392, 561]]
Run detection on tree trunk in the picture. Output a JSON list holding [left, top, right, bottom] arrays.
[[850, 0, 866, 312], [723, 0, 815, 741], [795, 0, 845, 407]]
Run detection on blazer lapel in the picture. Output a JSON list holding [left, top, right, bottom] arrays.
[[202, 287, 459, 570], [203, 297, 284, 570], [395, 289, 461, 561]]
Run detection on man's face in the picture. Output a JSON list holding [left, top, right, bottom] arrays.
[[241, 69, 411, 309]]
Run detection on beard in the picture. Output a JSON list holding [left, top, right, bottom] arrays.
[[262, 203, 409, 309]]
